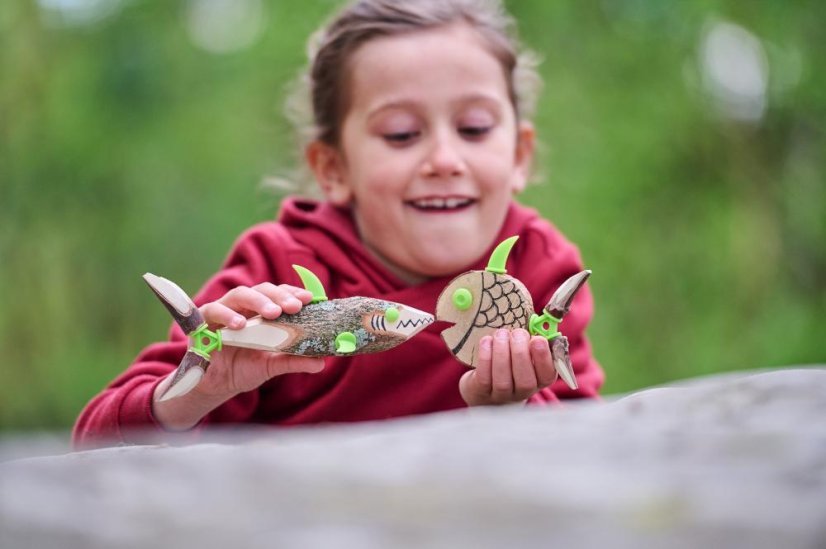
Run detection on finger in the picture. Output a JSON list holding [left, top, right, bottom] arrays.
[[510, 329, 538, 399], [280, 285, 314, 304], [265, 354, 325, 378], [473, 335, 493, 393], [221, 286, 282, 319], [200, 302, 247, 329], [530, 336, 558, 388], [491, 329, 513, 401], [252, 283, 304, 314]]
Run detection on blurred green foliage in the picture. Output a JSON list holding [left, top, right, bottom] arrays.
[[1, 0, 824, 431]]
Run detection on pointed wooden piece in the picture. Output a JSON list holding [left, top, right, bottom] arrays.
[[156, 350, 209, 402], [544, 270, 591, 320], [551, 335, 577, 390], [143, 273, 205, 335]]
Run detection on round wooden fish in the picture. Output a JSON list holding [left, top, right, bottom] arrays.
[[436, 237, 590, 391], [436, 254, 533, 368]]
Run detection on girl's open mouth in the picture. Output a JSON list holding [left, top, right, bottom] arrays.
[[405, 197, 477, 212]]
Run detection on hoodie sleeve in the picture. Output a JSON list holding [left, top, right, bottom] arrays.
[[72, 223, 292, 449], [515, 217, 605, 405]]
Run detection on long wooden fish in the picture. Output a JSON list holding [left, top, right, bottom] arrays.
[[436, 236, 590, 390], [144, 266, 434, 401]]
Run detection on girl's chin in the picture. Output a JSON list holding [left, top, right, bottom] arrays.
[[378, 244, 493, 284], [410, 244, 488, 277], [363, 224, 500, 280]]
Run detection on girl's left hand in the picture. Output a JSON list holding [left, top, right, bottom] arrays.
[[459, 328, 558, 406]]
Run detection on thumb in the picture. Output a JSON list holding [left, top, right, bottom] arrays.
[[459, 369, 487, 406], [266, 354, 325, 378]]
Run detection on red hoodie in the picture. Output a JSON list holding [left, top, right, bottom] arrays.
[[73, 198, 603, 448]]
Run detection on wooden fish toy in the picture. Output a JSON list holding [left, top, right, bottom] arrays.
[[435, 236, 591, 390], [144, 265, 434, 401]]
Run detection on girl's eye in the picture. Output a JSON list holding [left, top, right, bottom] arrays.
[[458, 126, 491, 139], [383, 131, 420, 144]]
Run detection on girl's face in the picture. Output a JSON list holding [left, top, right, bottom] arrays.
[[310, 23, 534, 283]]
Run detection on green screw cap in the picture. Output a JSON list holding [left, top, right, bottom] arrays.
[[335, 332, 357, 354], [452, 288, 473, 311], [385, 307, 400, 323]]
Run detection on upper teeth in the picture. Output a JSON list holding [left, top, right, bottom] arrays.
[[411, 197, 472, 209]]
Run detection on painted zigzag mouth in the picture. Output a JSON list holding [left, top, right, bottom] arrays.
[[398, 318, 434, 328]]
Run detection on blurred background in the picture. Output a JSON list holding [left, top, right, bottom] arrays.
[[1, 0, 823, 432]]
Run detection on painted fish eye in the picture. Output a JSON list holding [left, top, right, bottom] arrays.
[[384, 307, 400, 322], [452, 288, 473, 311]]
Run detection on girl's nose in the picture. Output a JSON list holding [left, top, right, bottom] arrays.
[[420, 133, 466, 178]]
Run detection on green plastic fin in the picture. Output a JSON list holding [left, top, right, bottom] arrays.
[[485, 236, 519, 274], [335, 332, 357, 354], [292, 264, 328, 303]]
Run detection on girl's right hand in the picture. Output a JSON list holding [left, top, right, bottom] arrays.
[[194, 282, 326, 398], [152, 283, 325, 431]]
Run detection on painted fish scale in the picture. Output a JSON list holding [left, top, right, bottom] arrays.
[[477, 272, 533, 330]]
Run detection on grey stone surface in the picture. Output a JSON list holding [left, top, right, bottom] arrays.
[[2, 367, 825, 548]]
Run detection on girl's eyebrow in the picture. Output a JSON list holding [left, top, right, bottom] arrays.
[[365, 93, 504, 120], [365, 99, 421, 121]]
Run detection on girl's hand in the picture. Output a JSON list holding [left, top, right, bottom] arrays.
[[152, 283, 324, 431], [458, 328, 557, 407], [193, 282, 325, 398]]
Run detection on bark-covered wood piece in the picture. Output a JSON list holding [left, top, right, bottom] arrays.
[[220, 296, 434, 357]]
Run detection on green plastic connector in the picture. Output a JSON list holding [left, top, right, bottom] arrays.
[[385, 307, 399, 323], [452, 288, 473, 311], [528, 312, 562, 341], [335, 332, 357, 353], [486, 236, 518, 274], [292, 264, 328, 303], [190, 323, 222, 359]]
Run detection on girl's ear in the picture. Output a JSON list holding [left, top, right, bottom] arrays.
[[510, 121, 536, 194], [306, 140, 352, 205]]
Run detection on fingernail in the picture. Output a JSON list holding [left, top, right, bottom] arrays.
[[512, 329, 527, 343], [495, 329, 509, 341], [263, 304, 279, 316], [531, 338, 546, 350], [231, 315, 245, 328], [287, 297, 301, 307], [479, 336, 492, 357]]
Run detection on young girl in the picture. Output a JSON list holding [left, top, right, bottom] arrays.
[[73, 0, 604, 448]]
